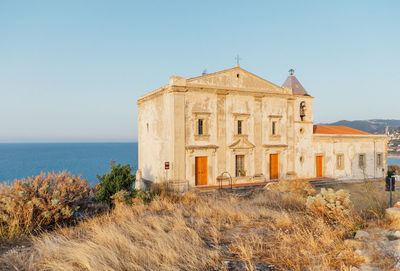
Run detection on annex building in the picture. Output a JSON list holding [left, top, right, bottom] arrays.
[[136, 65, 388, 188]]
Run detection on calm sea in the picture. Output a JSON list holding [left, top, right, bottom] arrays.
[[0, 143, 137, 185], [389, 159, 400, 165]]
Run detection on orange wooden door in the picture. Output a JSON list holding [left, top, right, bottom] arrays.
[[195, 156, 208, 185], [270, 154, 279, 179], [316, 156, 323, 177]]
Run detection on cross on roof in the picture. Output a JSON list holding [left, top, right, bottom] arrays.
[[289, 69, 295, 76], [235, 55, 241, 66]]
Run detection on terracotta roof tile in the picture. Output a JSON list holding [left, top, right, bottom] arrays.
[[313, 125, 372, 135]]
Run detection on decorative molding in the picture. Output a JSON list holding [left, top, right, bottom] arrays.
[[269, 135, 281, 140], [186, 145, 218, 150], [232, 113, 250, 118], [194, 134, 210, 140], [233, 134, 248, 139], [229, 138, 255, 149], [263, 144, 288, 148], [192, 111, 211, 116], [268, 114, 282, 118], [294, 121, 313, 124]]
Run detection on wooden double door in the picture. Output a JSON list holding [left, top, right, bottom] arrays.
[[195, 156, 208, 185]]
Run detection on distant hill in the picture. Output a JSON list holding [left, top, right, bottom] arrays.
[[320, 119, 400, 134]]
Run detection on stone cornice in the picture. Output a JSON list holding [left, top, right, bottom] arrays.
[[268, 114, 283, 119], [137, 85, 169, 104], [183, 85, 293, 98], [294, 121, 314, 124], [185, 145, 219, 150], [263, 144, 288, 148], [137, 84, 309, 104]]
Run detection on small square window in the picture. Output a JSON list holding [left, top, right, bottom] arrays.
[[237, 120, 242, 135], [198, 119, 203, 135]]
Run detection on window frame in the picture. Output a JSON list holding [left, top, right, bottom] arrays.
[[198, 119, 203, 135], [272, 121, 277, 135], [300, 101, 306, 121], [336, 154, 344, 170], [359, 154, 366, 169], [237, 120, 242, 135], [193, 112, 211, 140], [235, 155, 245, 177], [377, 153, 383, 167], [232, 113, 250, 137]]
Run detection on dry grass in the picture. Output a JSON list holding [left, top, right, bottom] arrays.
[[1, 187, 365, 271], [267, 179, 316, 197]]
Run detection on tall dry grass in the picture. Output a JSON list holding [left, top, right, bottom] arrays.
[[1, 183, 365, 271]]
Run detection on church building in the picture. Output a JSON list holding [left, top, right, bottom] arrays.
[[136, 65, 387, 188]]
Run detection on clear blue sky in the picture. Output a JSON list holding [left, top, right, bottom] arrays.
[[1, 0, 399, 142]]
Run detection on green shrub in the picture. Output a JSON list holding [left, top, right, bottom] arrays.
[[111, 189, 154, 205], [0, 171, 93, 240], [95, 160, 136, 206]]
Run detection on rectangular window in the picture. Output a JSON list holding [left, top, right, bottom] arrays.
[[198, 119, 203, 135], [272, 122, 276, 135], [359, 154, 365, 168], [237, 120, 242, 135], [377, 153, 382, 166], [235, 155, 245, 177], [336, 154, 344, 169]]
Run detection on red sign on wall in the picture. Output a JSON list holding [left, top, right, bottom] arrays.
[[165, 162, 170, 170]]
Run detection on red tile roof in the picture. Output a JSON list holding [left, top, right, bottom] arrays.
[[313, 125, 372, 135]]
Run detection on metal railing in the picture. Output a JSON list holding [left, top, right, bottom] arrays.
[[218, 171, 233, 191]]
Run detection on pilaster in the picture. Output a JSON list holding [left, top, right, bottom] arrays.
[[172, 92, 186, 181], [254, 96, 263, 175], [217, 92, 227, 175]]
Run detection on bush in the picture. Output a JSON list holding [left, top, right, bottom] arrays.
[[95, 160, 136, 206], [111, 189, 154, 206], [306, 188, 353, 224], [0, 171, 93, 240]]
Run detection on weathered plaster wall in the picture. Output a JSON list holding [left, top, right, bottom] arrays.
[[184, 90, 218, 186], [293, 96, 316, 179], [261, 96, 290, 179], [137, 89, 173, 183], [311, 135, 387, 180]]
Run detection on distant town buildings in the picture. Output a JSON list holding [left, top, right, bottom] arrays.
[[388, 129, 400, 154]]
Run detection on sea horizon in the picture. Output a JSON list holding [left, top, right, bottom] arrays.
[[0, 142, 138, 185]]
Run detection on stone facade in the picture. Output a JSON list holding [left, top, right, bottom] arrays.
[[137, 65, 388, 188]]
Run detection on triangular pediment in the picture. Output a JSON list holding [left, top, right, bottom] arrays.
[[229, 137, 255, 149], [187, 67, 283, 93]]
